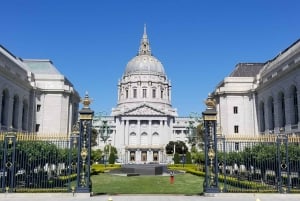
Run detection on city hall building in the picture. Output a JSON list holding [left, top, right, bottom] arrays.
[[93, 26, 197, 164], [0, 45, 79, 134], [212, 39, 300, 143]]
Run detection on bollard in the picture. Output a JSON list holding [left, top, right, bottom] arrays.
[[169, 171, 174, 184], [108, 197, 113, 201], [256, 198, 260, 201]]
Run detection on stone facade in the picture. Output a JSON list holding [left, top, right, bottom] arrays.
[[93, 26, 199, 164], [0, 45, 80, 134], [212, 39, 300, 141]]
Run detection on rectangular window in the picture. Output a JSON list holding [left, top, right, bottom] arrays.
[[35, 124, 40, 132], [161, 90, 163, 99], [143, 89, 147, 98], [133, 89, 137, 98], [152, 89, 156, 98], [235, 142, 239, 151], [37, 104, 41, 112], [233, 106, 238, 114], [126, 90, 128, 98], [234, 125, 239, 133]]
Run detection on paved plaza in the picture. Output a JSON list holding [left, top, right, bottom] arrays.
[[1, 193, 300, 201]]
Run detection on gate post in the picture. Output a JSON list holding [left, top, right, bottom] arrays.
[[202, 94, 219, 193], [276, 132, 289, 193], [75, 92, 94, 193], [1, 130, 16, 192]]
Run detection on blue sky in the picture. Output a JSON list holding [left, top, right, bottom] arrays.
[[1, 0, 299, 116]]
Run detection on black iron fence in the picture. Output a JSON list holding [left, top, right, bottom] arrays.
[[0, 132, 77, 193], [217, 135, 300, 193]]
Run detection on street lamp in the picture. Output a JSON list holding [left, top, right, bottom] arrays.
[[187, 120, 196, 144], [202, 93, 219, 193], [181, 146, 185, 167], [100, 120, 110, 166]]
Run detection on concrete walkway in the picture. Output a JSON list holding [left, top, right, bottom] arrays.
[[1, 193, 300, 201]]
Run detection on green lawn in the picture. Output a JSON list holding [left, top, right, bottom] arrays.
[[91, 173, 204, 195]]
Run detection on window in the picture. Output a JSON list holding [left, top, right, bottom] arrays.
[[35, 124, 40, 132], [126, 89, 128, 98], [233, 106, 238, 114], [37, 104, 41, 112], [152, 89, 156, 98], [133, 88, 137, 98], [234, 142, 239, 151], [234, 125, 239, 133], [293, 86, 299, 124], [161, 90, 163, 99], [143, 88, 147, 98]]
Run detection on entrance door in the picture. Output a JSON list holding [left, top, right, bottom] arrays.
[[130, 151, 135, 162], [153, 151, 159, 162], [141, 151, 147, 162]]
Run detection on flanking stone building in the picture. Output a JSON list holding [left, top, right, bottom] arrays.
[[0, 45, 79, 134], [212, 39, 300, 144], [93, 26, 198, 164]]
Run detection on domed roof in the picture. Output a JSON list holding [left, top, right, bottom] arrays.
[[125, 54, 165, 75], [124, 25, 165, 76]]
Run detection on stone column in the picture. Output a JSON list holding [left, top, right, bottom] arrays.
[[17, 100, 24, 131], [148, 120, 152, 145], [137, 119, 141, 144], [285, 96, 293, 132], [7, 96, 13, 130], [274, 97, 282, 131], [147, 150, 153, 163], [125, 119, 129, 145]]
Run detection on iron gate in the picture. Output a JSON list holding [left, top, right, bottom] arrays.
[[217, 135, 300, 193], [0, 132, 77, 193]]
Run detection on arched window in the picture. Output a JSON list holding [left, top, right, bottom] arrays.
[[268, 97, 274, 131], [1, 89, 9, 128], [152, 88, 156, 99], [22, 99, 29, 131], [291, 85, 299, 125], [278, 92, 286, 128], [125, 89, 129, 99], [129, 132, 137, 145], [133, 88, 137, 98], [152, 132, 159, 145], [259, 101, 265, 132], [12, 95, 20, 129], [140, 132, 148, 145]]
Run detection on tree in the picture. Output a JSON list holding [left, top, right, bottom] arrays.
[[186, 152, 192, 164], [196, 122, 205, 146], [108, 152, 116, 164], [165, 141, 188, 155], [91, 149, 102, 164], [165, 141, 175, 154], [174, 153, 180, 164], [15, 141, 59, 171], [90, 128, 99, 147]]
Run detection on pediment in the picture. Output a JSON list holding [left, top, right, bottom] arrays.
[[124, 104, 165, 116]]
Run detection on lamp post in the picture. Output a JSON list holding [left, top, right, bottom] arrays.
[[181, 146, 185, 167], [2, 128, 16, 192], [100, 120, 110, 166], [202, 94, 219, 193]]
